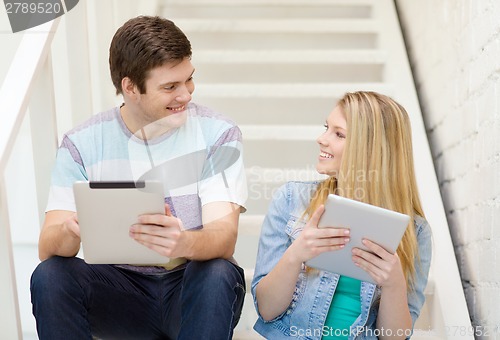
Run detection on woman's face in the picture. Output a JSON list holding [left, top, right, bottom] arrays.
[[316, 105, 347, 176]]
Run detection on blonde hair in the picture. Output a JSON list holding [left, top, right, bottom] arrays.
[[305, 91, 424, 290]]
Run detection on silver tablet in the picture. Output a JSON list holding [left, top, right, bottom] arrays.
[[305, 194, 410, 283], [73, 180, 169, 264]]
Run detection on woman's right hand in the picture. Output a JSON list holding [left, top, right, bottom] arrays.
[[288, 205, 350, 265]]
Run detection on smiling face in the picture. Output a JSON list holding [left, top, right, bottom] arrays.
[[121, 58, 195, 135], [316, 105, 347, 176]]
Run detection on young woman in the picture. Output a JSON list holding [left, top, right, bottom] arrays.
[[251, 91, 432, 339]]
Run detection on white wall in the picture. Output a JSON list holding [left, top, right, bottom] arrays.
[[396, 0, 500, 336], [0, 3, 23, 85]]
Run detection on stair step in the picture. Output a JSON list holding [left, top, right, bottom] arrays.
[[194, 83, 391, 98], [197, 97, 334, 126], [175, 19, 377, 33], [164, 0, 374, 7], [195, 63, 382, 84], [233, 329, 263, 340], [411, 331, 442, 340], [240, 125, 322, 141], [163, 3, 371, 20], [246, 167, 326, 183], [243, 140, 318, 170], [193, 50, 384, 83], [194, 49, 386, 64], [244, 268, 255, 284], [235, 216, 261, 267], [187, 32, 376, 50], [239, 215, 264, 236]]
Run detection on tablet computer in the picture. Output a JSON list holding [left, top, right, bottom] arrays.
[[305, 194, 410, 284], [73, 180, 169, 264]]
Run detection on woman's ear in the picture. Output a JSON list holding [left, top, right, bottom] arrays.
[[121, 77, 139, 102]]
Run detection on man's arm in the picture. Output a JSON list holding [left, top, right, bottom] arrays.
[[188, 201, 240, 259], [130, 201, 241, 260], [38, 210, 81, 261]]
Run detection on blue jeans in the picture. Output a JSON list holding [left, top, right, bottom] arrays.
[[30, 256, 245, 340]]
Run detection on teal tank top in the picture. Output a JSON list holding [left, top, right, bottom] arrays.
[[322, 276, 362, 339]]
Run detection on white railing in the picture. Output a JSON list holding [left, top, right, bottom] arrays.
[[0, 18, 60, 339], [0, 1, 162, 337]]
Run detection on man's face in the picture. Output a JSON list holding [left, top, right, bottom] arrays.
[[135, 58, 195, 129]]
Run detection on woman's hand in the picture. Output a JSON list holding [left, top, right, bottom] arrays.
[[351, 239, 406, 288], [354, 240, 413, 338], [288, 205, 350, 265], [256, 205, 350, 321]]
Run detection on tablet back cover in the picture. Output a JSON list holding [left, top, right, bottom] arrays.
[[74, 181, 168, 264], [305, 195, 410, 283]]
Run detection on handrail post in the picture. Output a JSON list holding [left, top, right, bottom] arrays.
[[64, 2, 93, 125], [29, 53, 59, 226], [0, 176, 22, 340]]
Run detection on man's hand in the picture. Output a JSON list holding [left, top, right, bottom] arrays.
[[63, 213, 80, 239], [39, 210, 81, 260], [130, 202, 240, 260], [129, 204, 188, 258]]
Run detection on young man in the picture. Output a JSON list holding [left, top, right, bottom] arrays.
[[31, 16, 247, 339]]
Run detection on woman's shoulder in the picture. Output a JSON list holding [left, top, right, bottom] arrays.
[[268, 181, 320, 214], [413, 214, 432, 242], [275, 180, 321, 201], [285, 180, 321, 191]]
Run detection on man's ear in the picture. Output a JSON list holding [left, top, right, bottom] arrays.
[[121, 77, 139, 101]]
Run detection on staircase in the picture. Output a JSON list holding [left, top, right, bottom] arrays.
[[159, 0, 472, 339], [1, 0, 473, 339]]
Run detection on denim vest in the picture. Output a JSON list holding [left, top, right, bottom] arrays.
[[251, 181, 432, 340]]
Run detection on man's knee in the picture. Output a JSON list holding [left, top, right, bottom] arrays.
[[186, 259, 243, 283], [31, 256, 82, 297], [182, 259, 246, 318]]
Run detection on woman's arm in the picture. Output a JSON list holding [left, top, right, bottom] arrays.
[[377, 276, 413, 339], [255, 244, 304, 321], [352, 240, 411, 339], [353, 218, 432, 339], [255, 205, 350, 321]]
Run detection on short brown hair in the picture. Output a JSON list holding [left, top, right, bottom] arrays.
[[109, 16, 192, 95]]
